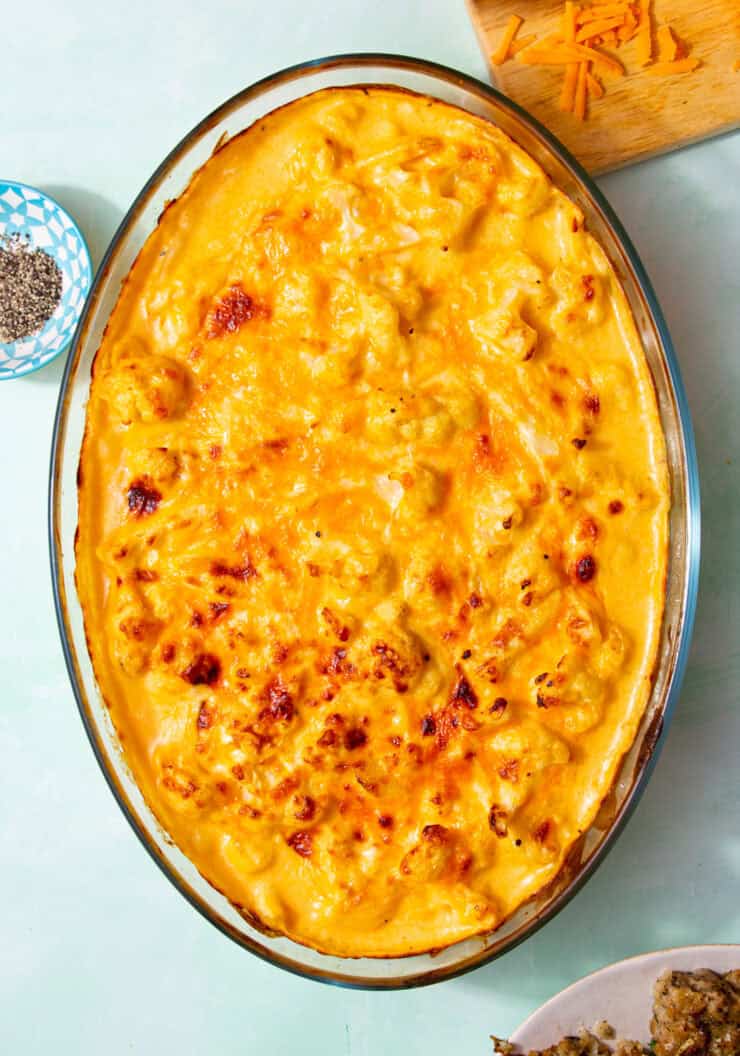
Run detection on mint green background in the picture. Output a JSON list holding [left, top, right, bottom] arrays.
[[1, 2, 738, 1052]]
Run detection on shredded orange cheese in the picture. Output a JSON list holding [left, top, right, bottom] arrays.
[[491, 0, 700, 123], [575, 16, 624, 41], [492, 14, 524, 65], [577, 8, 628, 25], [558, 1, 580, 114], [636, 0, 652, 65], [645, 57, 701, 75], [574, 62, 589, 119], [657, 25, 678, 62], [519, 43, 624, 74], [559, 63, 580, 111], [673, 35, 689, 60], [576, 1, 630, 20], [509, 34, 537, 56], [563, 1, 578, 42], [586, 71, 605, 97], [617, 8, 638, 42]]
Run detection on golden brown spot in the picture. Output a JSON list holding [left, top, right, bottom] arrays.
[[422, 823, 449, 843], [293, 795, 316, 821], [321, 606, 350, 642], [488, 804, 508, 837], [197, 702, 213, 730], [578, 517, 599, 541], [533, 819, 552, 844], [498, 759, 519, 783], [477, 658, 500, 683], [259, 678, 294, 721], [427, 565, 452, 595], [127, 478, 161, 517], [133, 568, 158, 582], [210, 558, 257, 581], [286, 830, 313, 858], [450, 668, 478, 709], [205, 283, 270, 338], [344, 727, 368, 750], [272, 776, 300, 801], [317, 728, 336, 748], [181, 653, 221, 686], [575, 554, 597, 583]]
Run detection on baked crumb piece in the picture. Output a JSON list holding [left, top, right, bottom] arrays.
[[492, 968, 740, 1056], [651, 969, 740, 1056], [492, 1026, 649, 1054], [491, 1037, 516, 1055]]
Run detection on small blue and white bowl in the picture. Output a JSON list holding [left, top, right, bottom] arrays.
[[0, 180, 92, 380]]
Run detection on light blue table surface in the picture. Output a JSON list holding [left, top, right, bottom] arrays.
[[1, 2, 738, 1052]]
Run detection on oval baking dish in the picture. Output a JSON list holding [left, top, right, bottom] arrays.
[[49, 54, 700, 989]]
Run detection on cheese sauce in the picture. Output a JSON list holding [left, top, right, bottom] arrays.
[[76, 87, 668, 957]]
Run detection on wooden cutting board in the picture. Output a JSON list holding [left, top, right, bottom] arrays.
[[466, 0, 740, 173]]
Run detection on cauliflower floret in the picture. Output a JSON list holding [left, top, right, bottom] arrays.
[[400, 824, 461, 881], [487, 721, 571, 812], [470, 297, 538, 361], [394, 464, 447, 520], [592, 623, 629, 680], [222, 831, 277, 876], [329, 280, 405, 374], [429, 374, 481, 430], [468, 254, 545, 360], [273, 271, 325, 332], [472, 480, 525, 550], [106, 347, 191, 424], [351, 616, 426, 694], [495, 152, 550, 217], [402, 542, 465, 620], [110, 584, 161, 675], [331, 549, 396, 596], [540, 650, 606, 734], [550, 263, 606, 335], [365, 391, 455, 445], [306, 341, 362, 386], [286, 130, 340, 183], [369, 261, 424, 320], [127, 447, 180, 487]]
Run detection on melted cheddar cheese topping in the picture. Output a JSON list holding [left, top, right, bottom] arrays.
[[76, 87, 668, 957]]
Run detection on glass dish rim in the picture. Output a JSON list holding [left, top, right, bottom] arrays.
[[48, 52, 701, 990]]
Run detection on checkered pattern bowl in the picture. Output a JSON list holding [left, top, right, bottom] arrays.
[[0, 181, 92, 379]]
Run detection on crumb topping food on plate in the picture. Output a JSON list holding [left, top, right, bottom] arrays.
[[494, 968, 740, 1056]]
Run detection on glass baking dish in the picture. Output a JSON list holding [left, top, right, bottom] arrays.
[[49, 54, 700, 989]]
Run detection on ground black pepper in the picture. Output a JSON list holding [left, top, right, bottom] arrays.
[[0, 234, 62, 342]]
